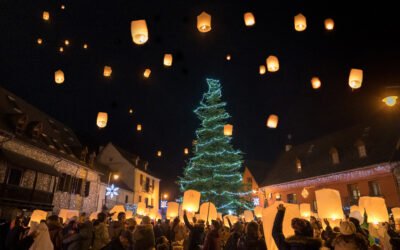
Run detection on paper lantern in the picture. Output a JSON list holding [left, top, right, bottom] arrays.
[[350, 205, 362, 213], [137, 124, 142, 131], [184, 148, 189, 154], [259, 65, 266, 75], [324, 18, 334, 30], [43, 11, 49, 21], [392, 207, 400, 220], [300, 203, 311, 219], [311, 77, 321, 89], [266, 55, 279, 72], [244, 210, 254, 222], [137, 202, 146, 216], [155, 212, 162, 220], [294, 13, 307, 31], [182, 190, 201, 213], [89, 211, 99, 221], [110, 205, 126, 221], [157, 151, 162, 157], [315, 189, 344, 221], [129, 109, 133, 114], [54, 70, 64, 84], [254, 206, 263, 218], [83, 44, 88, 49], [382, 96, 398, 107], [244, 12, 255, 26], [131, 20, 149, 45], [218, 213, 222, 220], [197, 12, 211, 32], [148, 209, 158, 219], [199, 202, 217, 224], [226, 54, 231, 61], [96, 112, 108, 128], [348, 68, 363, 89], [359, 196, 389, 224], [65, 40, 69, 46], [37, 38, 43, 44], [59, 47, 64, 52], [61, 5, 65, 10], [58, 209, 79, 224], [167, 201, 179, 219], [266, 114, 278, 129], [125, 210, 133, 219], [143, 69, 151, 78], [29, 210, 47, 226], [163, 54, 173, 66], [103, 66, 112, 77], [224, 124, 233, 136]]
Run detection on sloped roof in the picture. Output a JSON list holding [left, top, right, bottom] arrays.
[[261, 114, 400, 187], [243, 160, 270, 185], [94, 160, 133, 192]]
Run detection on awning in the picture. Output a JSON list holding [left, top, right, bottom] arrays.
[[1, 149, 59, 176]]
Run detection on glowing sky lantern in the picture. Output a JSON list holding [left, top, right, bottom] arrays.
[[61, 5, 65, 10], [43, 11, 49, 21], [324, 18, 335, 30], [359, 196, 389, 224], [244, 210, 254, 222], [137, 124, 142, 131], [136, 202, 146, 216], [392, 207, 400, 220], [182, 190, 201, 213], [226, 54, 231, 61], [83, 44, 88, 49], [59, 47, 64, 53], [96, 112, 108, 128], [382, 96, 398, 107], [163, 54, 173, 66], [348, 68, 363, 89], [294, 13, 307, 31], [37, 38, 43, 44], [200, 202, 217, 224], [129, 109, 133, 114], [224, 124, 233, 136], [65, 40, 69, 46], [54, 70, 64, 84], [315, 189, 344, 221], [266, 55, 279, 72], [266, 114, 278, 129], [110, 205, 125, 221], [259, 65, 266, 75], [58, 209, 78, 223], [244, 12, 255, 26], [131, 20, 149, 45], [311, 77, 321, 89], [157, 151, 162, 157], [197, 12, 211, 32], [29, 210, 47, 226], [254, 206, 263, 218], [143, 69, 151, 78], [300, 203, 311, 219], [167, 201, 179, 219], [104, 66, 112, 77], [184, 148, 189, 154]]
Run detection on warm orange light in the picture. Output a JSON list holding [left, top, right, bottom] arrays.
[[59, 47, 64, 52], [83, 44, 88, 49], [157, 151, 162, 157], [61, 5, 65, 10], [184, 148, 189, 154], [224, 124, 233, 136], [43, 11, 50, 21], [65, 40, 69, 46], [163, 54, 173, 66], [144, 69, 151, 78], [197, 12, 212, 32], [131, 19, 149, 45], [37, 38, 43, 44], [103, 66, 112, 77], [137, 124, 142, 131], [129, 109, 133, 114], [348, 68, 363, 89], [382, 96, 398, 107], [324, 18, 334, 30], [54, 70, 64, 84], [266, 55, 279, 72], [163, 194, 168, 199], [267, 114, 278, 128], [259, 65, 266, 75], [226, 54, 231, 61], [294, 13, 307, 31], [96, 112, 108, 128], [113, 174, 119, 180], [311, 77, 321, 89], [244, 12, 255, 26]]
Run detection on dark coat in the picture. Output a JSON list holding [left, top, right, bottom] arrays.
[[47, 220, 63, 250], [272, 210, 321, 250], [203, 229, 221, 250], [224, 232, 241, 250], [78, 221, 93, 250], [184, 213, 205, 250], [100, 238, 125, 250], [6, 225, 25, 250], [108, 221, 124, 240], [133, 224, 155, 250], [237, 235, 267, 250]]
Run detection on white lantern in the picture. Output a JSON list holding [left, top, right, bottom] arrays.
[[104, 66, 112, 77], [182, 190, 201, 213], [244, 12, 255, 26], [392, 207, 400, 220], [254, 206, 263, 218], [267, 114, 278, 129], [131, 20, 149, 45], [315, 189, 344, 221], [266, 55, 279, 72], [43, 11, 50, 21], [324, 18, 334, 30], [244, 210, 254, 222], [96, 112, 108, 128], [259, 65, 266, 75], [197, 12, 211, 32], [137, 202, 146, 216], [58, 209, 79, 224], [55, 70, 64, 84], [29, 210, 47, 226], [89, 211, 99, 221], [224, 124, 233, 136], [348, 68, 363, 89], [110, 205, 125, 221], [163, 54, 173, 66], [359, 196, 389, 224], [125, 210, 133, 219], [294, 13, 307, 31], [167, 201, 179, 219], [199, 202, 217, 224], [299, 203, 311, 219]]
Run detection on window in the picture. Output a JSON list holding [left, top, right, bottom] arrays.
[[84, 182, 90, 197], [71, 177, 82, 194], [348, 183, 361, 200], [287, 193, 297, 204], [275, 193, 281, 201], [8, 169, 22, 185], [296, 158, 302, 173], [139, 196, 142, 202], [140, 174, 143, 185], [313, 200, 318, 212], [369, 181, 382, 196], [125, 195, 129, 203], [145, 197, 149, 207], [64, 175, 71, 192], [330, 147, 339, 164], [58, 174, 66, 191]]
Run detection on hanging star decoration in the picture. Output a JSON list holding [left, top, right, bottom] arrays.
[[106, 184, 119, 198]]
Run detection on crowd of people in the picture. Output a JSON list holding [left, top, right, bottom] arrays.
[[1, 204, 400, 250]]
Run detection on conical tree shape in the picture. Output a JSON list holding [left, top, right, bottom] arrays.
[[178, 78, 252, 214]]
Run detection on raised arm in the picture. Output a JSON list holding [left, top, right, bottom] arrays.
[[183, 210, 194, 231], [272, 204, 289, 249]]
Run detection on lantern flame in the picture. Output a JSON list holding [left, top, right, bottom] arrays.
[[96, 112, 108, 128], [37, 38, 43, 44], [104, 66, 112, 77], [137, 124, 142, 131], [131, 20, 149, 45], [294, 13, 307, 31], [259, 65, 266, 75], [266, 55, 279, 72], [382, 96, 398, 107], [144, 69, 151, 78], [163, 54, 173, 66], [54, 70, 64, 84]]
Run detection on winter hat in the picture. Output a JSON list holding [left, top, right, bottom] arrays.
[[291, 218, 313, 237], [340, 221, 356, 235]]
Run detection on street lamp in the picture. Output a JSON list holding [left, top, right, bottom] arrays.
[[163, 194, 168, 200]]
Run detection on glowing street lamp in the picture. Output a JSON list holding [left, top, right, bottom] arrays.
[[382, 96, 398, 107], [163, 194, 168, 199]]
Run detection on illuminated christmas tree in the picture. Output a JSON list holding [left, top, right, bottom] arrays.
[[178, 78, 252, 214]]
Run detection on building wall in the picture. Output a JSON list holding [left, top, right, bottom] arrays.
[[97, 184, 134, 211], [133, 168, 160, 209]]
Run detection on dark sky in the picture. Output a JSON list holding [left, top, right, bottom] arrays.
[[1, 1, 400, 198]]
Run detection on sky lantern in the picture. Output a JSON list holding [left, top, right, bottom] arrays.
[[300, 203, 311, 219], [392, 207, 400, 220], [143, 69, 151, 78], [348, 68, 363, 89], [59, 47, 64, 53], [254, 206, 263, 218], [294, 13, 307, 31], [182, 189, 201, 213], [200, 202, 217, 224], [266, 55, 279, 72], [61, 5, 65, 10], [136, 202, 146, 216], [163, 54, 173, 66], [129, 109, 133, 114], [197, 11, 212, 32], [43, 11, 49, 21], [167, 202, 179, 219], [382, 96, 398, 107], [157, 151, 162, 157], [54, 70, 64, 84], [104, 66, 112, 77], [224, 124, 233, 136], [359, 196, 389, 224], [244, 210, 254, 222], [324, 18, 334, 30], [184, 148, 189, 154], [315, 189, 344, 221], [58, 209, 79, 223], [226, 54, 231, 61], [37, 38, 43, 44], [244, 12, 255, 26], [29, 210, 47, 227], [311, 77, 321, 89], [83, 44, 88, 49], [266, 114, 278, 129], [89, 212, 99, 221], [131, 20, 149, 45], [65, 40, 69, 46], [259, 65, 266, 75], [137, 124, 142, 131], [125, 210, 133, 219], [96, 112, 108, 128]]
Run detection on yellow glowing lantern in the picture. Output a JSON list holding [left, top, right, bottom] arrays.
[[350, 205, 361, 213], [348, 68, 363, 89], [54, 70, 64, 84], [266, 55, 279, 72], [224, 124, 233, 136], [300, 203, 311, 219], [137, 124, 142, 131], [58, 209, 79, 224], [83, 44, 88, 49], [382, 96, 398, 107], [129, 109, 133, 114], [200, 202, 217, 224], [324, 18, 334, 30], [254, 206, 263, 218], [311, 77, 321, 89], [244, 210, 254, 222], [167, 201, 179, 219], [144, 69, 151, 78], [259, 65, 266, 75], [131, 20, 149, 45], [37, 38, 43, 44], [294, 13, 307, 31], [110, 205, 125, 221], [137, 202, 146, 216], [61, 5, 65, 10], [43, 11, 50, 21], [359, 196, 389, 224], [182, 190, 201, 213], [184, 148, 189, 154], [125, 210, 133, 219], [197, 12, 212, 32], [226, 54, 231, 61], [65, 40, 69, 46], [157, 151, 162, 157], [104, 66, 112, 77], [89, 211, 99, 221], [96, 112, 108, 128], [59, 47, 64, 52], [315, 189, 344, 221], [392, 207, 400, 220], [266, 114, 278, 129], [163, 54, 173, 66], [244, 12, 255, 26], [29, 210, 48, 226]]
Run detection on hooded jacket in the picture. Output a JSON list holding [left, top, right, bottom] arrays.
[[47, 220, 63, 250], [92, 222, 110, 250], [133, 223, 155, 250]]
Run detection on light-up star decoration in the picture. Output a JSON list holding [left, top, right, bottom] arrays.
[[106, 184, 119, 198], [253, 197, 260, 207]]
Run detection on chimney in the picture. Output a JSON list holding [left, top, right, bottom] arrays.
[[88, 152, 96, 166], [80, 146, 88, 162], [285, 134, 292, 152], [144, 161, 149, 171], [135, 156, 140, 166]]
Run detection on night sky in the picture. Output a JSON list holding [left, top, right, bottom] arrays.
[[1, 1, 400, 198]]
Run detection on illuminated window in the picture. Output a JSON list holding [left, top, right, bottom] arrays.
[[356, 140, 367, 158], [369, 181, 382, 196], [296, 158, 302, 172], [287, 193, 297, 204], [139, 195, 142, 202], [348, 183, 361, 200], [275, 193, 281, 201]]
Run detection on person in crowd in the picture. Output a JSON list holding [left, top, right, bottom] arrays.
[[125, 218, 137, 233], [272, 204, 322, 250], [237, 221, 267, 250], [160, 219, 171, 240], [62, 219, 83, 250], [310, 216, 323, 238], [224, 221, 243, 250], [28, 221, 54, 250], [154, 219, 163, 240], [133, 215, 156, 250], [47, 215, 63, 250], [183, 210, 205, 250], [170, 217, 185, 243], [109, 212, 126, 240], [332, 220, 368, 250], [203, 220, 221, 250], [320, 219, 338, 250], [6, 216, 26, 250], [78, 214, 93, 250], [92, 212, 110, 250], [156, 235, 170, 250], [102, 230, 132, 250]]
